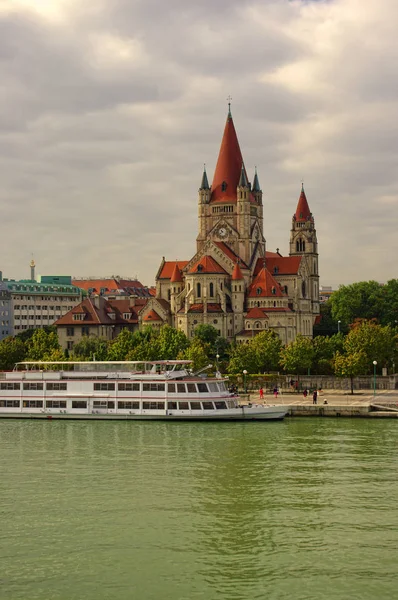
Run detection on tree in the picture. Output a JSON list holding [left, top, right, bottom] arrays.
[[313, 302, 340, 337], [279, 335, 314, 376], [380, 279, 398, 327], [251, 330, 282, 372], [0, 336, 26, 370], [193, 324, 219, 346], [334, 350, 368, 394], [72, 336, 108, 361], [177, 339, 211, 371], [26, 329, 60, 361], [227, 342, 258, 374], [330, 281, 384, 327], [312, 334, 344, 374], [344, 321, 397, 371], [156, 325, 189, 359], [107, 329, 137, 361]]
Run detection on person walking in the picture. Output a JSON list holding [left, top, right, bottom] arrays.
[[312, 390, 318, 405], [259, 387, 264, 400], [303, 389, 308, 399], [273, 386, 278, 399]]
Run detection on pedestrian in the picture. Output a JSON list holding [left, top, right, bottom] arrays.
[[312, 390, 318, 405], [259, 386, 264, 400], [273, 386, 278, 399], [303, 389, 308, 398]]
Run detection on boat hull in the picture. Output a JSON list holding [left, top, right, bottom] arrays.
[[0, 406, 288, 421]]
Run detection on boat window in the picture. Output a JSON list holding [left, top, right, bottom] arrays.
[[190, 402, 201, 410], [72, 400, 87, 409], [208, 382, 218, 393], [94, 383, 115, 391], [118, 401, 140, 409], [23, 383, 44, 391], [214, 401, 227, 410], [187, 383, 197, 393], [0, 382, 20, 390], [47, 383, 67, 391], [177, 383, 186, 393], [118, 383, 140, 391], [46, 400, 67, 408], [22, 400, 43, 408], [197, 383, 209, 393], [167, 384, 176, 393], [143, 383, 166, 392], [202, 401, 214, 410], [143, 402, 165, 410], [167, 402, 177, 409], [217, 382, 227, 392], [178, 402, 189, 410], [0, 400, 20, 407], [93, 400, 114, 408]]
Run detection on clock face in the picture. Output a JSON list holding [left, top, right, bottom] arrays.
[[218, 227, 227, 238]]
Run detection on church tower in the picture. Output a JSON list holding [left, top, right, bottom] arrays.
[[289, 184, 319, 316]]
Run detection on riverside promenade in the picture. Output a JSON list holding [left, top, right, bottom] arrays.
[[243, 390, 398, 418]]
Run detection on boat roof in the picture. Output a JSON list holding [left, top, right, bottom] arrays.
[[16, 360, 192, 366]]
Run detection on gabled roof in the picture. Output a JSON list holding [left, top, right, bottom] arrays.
[[246, 307, 269, 319], [188, 255, 227, 275], [55, 297, 145, 326], [295, 184, 313, 222], [248, 267, 286, 298], [158, 261, 189, 279], [186, 303, 232, 313], [254, 256, 302, 276], [214, 242, 249, 269], [143, 309, 162, 322], [72, 278, 152, 298]]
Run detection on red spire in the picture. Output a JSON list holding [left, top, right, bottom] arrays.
[[232, 261, 243, 280], [295, 184, 312, 222], [211, 111, 248, 203], [170, 263, 183, 283]]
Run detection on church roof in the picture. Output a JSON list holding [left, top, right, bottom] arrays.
[[254, 256, 302, 276], [210, 111, 255, 204], [246, 307, 269, 319], [232, 261, 244, 280], [159, 261, 189, 279], [295, 184, 312, 222], [214, 242, 249, 268], [252, 168, 261, 192], [200, 166, 210, 190], [170, 263, 183, 283], [248, 266, 286, 298], [143, 309, 162, 322], [188, 255, 227, 274], [185, 303, 232, 313]]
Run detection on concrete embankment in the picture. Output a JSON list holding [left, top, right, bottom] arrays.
[[287, 404, 398, 418]]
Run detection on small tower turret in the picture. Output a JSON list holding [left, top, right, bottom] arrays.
[[231, 261, 245, 335], [30, 259, 36, 282], [197, 165, 211, 250]]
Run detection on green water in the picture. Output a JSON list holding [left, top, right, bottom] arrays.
[[0, 419, 397, 600]]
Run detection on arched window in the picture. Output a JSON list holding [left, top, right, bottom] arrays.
[[256, 287, 262, 295], [257, 301, 260, 307], [302, 281, 306, 298], [168, 289, 171, 301], [296, 240, 300, 252], [273, 301, 276, 307], [197, 282, 201, 297], [284, 285, 288, 294], [209, 282, 214, 298], [271, 287, 276, 295], [256, 322, 261, 329], [302, 241, 305, 252]]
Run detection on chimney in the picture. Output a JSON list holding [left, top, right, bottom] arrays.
[[129, 295, 137, 307], [91, 295, 101, 310]]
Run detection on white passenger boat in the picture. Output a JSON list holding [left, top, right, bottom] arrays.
[[0, 361, 288, 421]]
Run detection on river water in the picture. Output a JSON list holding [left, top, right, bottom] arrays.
[[0, 419, 397, 600]]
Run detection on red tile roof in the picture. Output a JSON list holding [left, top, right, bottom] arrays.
[[170, 263, 183, 283], [159, 261, 189, 279], [248, 267, 286, 298], [143, 309, 162, 322], [186, 303, 231, 313], [295, 186, 312, 222], [55, 297, 144, 326], [210, 113, 256, 204], [188, 255, 227, 275], [246, 307, 269, 319], [214, 242, 249, 268], [232, 261, 244, 280], [254, 256, 302, 276]]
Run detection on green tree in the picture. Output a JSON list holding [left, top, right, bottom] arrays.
[[157, 325, 189, 359], [312, 334, 344, 374], [334, 350, 368, 394], [194, 324, 219, 346], [26, 329, 60, 361], [330, 281, 384, 326], [227, 342, 258, 374], [279, 335, 314, 376], [380, 279, 398, 327], [0, 336, 26, 370], [314, 302, 340, 337], [177, 339, 210, 371], [251, 330, 282, 372], [107, 329, 137, 360], [344, 321, 397, 371], [72, 336, 108, 361]]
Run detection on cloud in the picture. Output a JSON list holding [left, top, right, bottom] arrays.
[[0, 0, 397, 288]]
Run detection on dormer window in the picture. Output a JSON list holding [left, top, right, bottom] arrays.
[[109, 312, 115, 320], [256, 287, 262, 295], [73, 313, 85, 321], [197, 264, 203, 272], [221, 181, 227, 192], [123, 313, 130, 320], [271, 287, 276, 295], [273, 266, 279, 274]]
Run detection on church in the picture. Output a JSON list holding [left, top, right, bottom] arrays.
[[143, 107, 320, 343]]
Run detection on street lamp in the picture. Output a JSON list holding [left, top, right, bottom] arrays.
[[373, 360, 377, 397], [216, 354, 220, 370], [243, 369, 248, 394], [338, 320, 341, 334]]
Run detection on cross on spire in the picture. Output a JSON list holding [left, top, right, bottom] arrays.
[[227, 95, 232, 117]]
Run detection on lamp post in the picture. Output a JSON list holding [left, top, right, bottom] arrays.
[[243, 369, 248, 394], [373, 360, 377, 397], [216, 354, 220, 371], [338, 320, 341, 334]]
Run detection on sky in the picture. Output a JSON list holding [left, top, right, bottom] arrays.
[[0, 0, 397, 288]]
